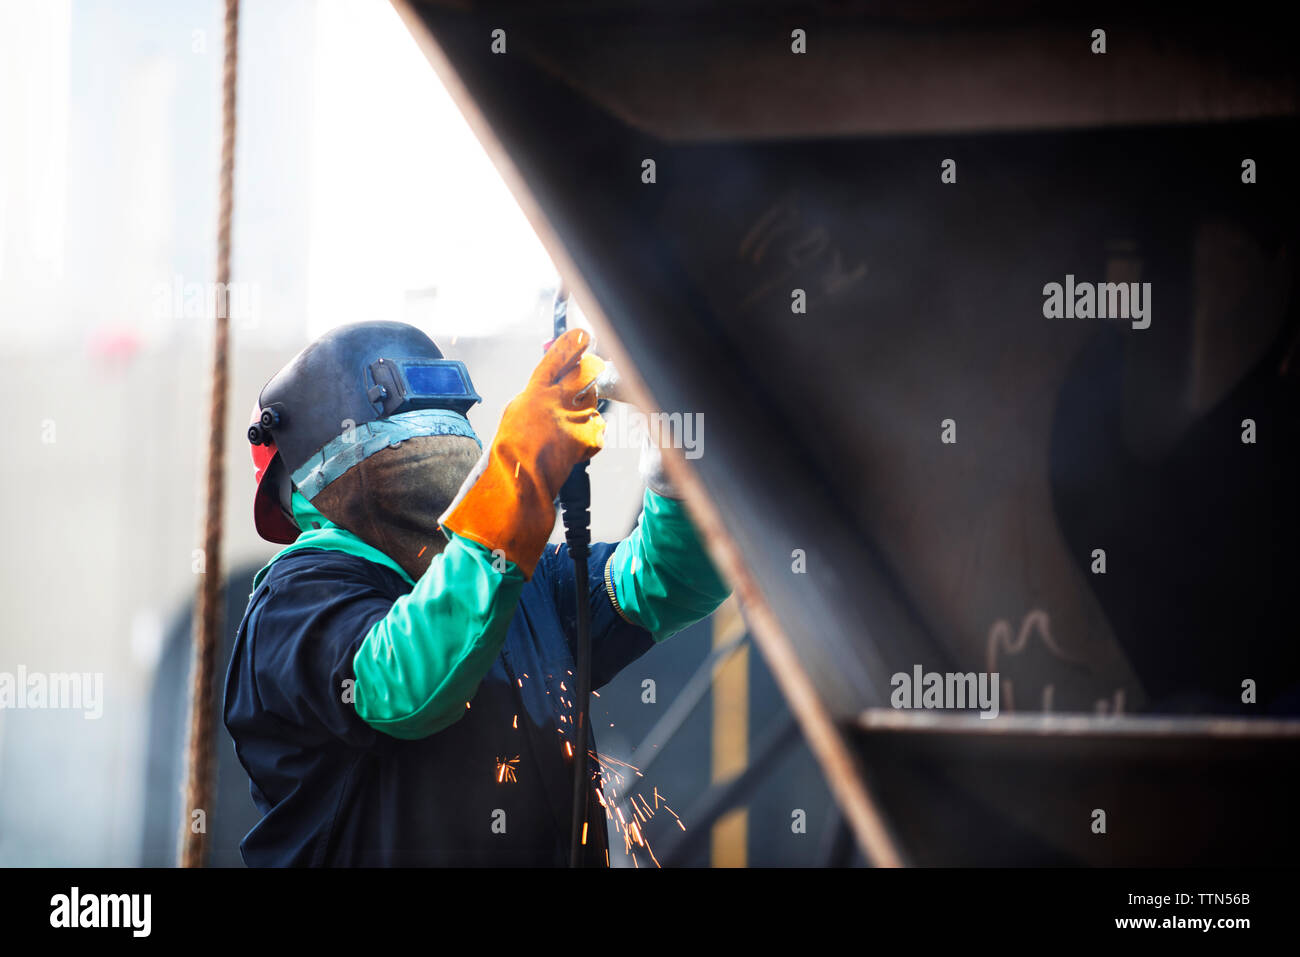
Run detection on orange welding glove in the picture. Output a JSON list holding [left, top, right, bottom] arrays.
[[439, 328, 605, 578]]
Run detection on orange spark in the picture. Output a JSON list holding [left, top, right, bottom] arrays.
[[495, 755, 520, 784], [663, 804, 686, 830], [595, 752, 640, 772]]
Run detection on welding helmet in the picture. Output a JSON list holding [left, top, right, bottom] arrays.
[[248, 321, 482, 544]]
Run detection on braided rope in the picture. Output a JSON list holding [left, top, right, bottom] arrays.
[[180, 0, 239, 869]]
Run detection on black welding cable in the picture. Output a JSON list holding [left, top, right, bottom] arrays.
[[560, 462, 593, 867], [552, 284, 596, 867]]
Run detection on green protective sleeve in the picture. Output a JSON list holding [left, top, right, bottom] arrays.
[[607, 488, 731, 643], [351, 530, 525, 740]]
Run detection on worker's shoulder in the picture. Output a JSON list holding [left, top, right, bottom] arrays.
[[241, 549, 406, 667], [258, 547, 409, 604]]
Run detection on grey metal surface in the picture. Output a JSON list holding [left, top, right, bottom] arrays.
[[851, 709, 1300, 865], [397, 0, 1300, 864]]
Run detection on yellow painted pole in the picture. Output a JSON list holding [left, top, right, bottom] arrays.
[[710, 598, 748, 867]]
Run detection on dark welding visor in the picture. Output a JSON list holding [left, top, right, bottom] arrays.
[[366, 357, 482, 417]]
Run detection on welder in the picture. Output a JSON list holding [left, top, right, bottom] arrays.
[[223, 320, 729, 866]]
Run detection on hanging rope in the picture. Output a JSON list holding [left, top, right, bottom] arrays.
[[180, 0, 240, 869]]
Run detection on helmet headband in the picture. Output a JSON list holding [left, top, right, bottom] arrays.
[[291, 409, 481, 500]]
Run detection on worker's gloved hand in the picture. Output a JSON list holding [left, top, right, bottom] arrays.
[[638, 432, 682, 499], [440, 327, 605, 578], [589, 354, 684, 499]]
